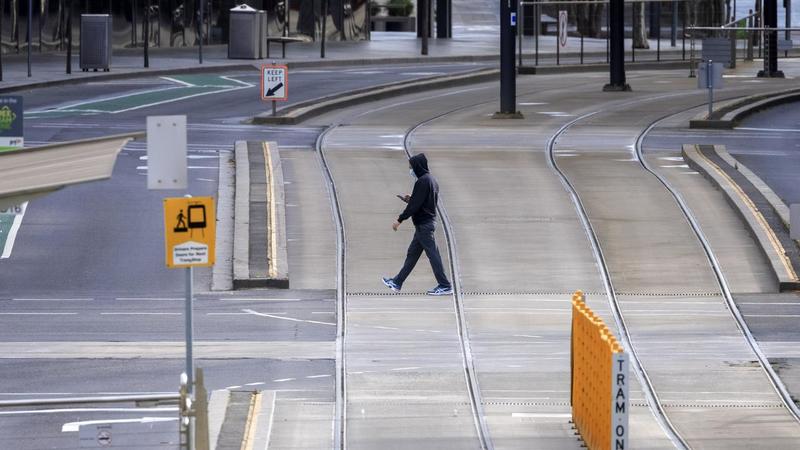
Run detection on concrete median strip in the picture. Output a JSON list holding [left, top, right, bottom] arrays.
[[250, 68, 500, 125], [682, 144, 800, 291], [0, 341, 334, 359], [689, 87, 800, 129], [232, 141, 289, 289]]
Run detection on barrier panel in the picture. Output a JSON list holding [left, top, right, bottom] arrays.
[[571, 291, 629, 450]]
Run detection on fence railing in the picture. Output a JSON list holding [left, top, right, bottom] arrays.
[[571, 290, 629, 450]]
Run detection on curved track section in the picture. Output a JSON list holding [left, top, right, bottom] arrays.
[[545, 110, 689, 449], [635, 117, 800, 423]]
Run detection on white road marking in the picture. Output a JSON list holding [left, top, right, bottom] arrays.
[[0, 407, 177, 416], [206, 313, 251, 316], [226, 385, 242, 390], [735, 127, 800, 133], [264, 390, 277, 448], [12, 298, 92, 301], [306, 374, 331, 378], [0, 312, 78, 315], [513, 334, 543, 339], [116, 297, 182, 301], [243, 309, 335, 326], [1, 202, 28, 259], [100, 312, 181, 316], [136, 165, 217, 170], [740, 302, 800, 306], [391, 367, 421, 371], [160, 76, 196, 87], [62, 417, 177, 432], [245, 382, 265, 386], [220, 298, 302, 302], [747, 314, 800, 318], [273, 378, 295, 382], [512, 413, 572, 419]]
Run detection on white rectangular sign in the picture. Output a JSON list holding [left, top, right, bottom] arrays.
[[791, 204, 800, 240], [261, 65, 288, 101], [147, 115, 187, 190], [610, 352, 629, 450]]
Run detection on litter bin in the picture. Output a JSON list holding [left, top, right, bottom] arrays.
[[228, 4, 267, 59], [80, 14, 112, 72]]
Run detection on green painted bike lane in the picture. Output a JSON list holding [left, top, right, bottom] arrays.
[[25, 74, 253, 119]]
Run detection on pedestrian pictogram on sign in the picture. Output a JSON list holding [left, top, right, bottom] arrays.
[[559, 11, 568, 48], [261, 65, 288, 101], [164, 197, 216, 268]]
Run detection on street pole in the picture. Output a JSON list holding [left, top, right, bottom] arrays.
[[27, 0, 32, 76], [198, 0, 203, 64], [67, 0, 73, 74], [185, 266, 194, 392], [786, 0, 791, 57], [144, 0, 150, 68], [321, 0, 327, 58], [495, 0, 521, 118], [421, 0, 429, 55], [758, 0, 783, 76], [603, 0, 631, 91], [671, 0, 677, 47]]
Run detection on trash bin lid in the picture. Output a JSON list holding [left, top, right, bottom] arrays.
[[230, 4, 257, 13]]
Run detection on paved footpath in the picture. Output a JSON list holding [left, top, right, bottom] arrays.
[[0, 31, 703, 91]]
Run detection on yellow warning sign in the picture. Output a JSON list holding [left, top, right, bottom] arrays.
[[163, 197, 216, 268]]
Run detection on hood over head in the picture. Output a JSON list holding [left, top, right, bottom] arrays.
[[409, 153, 430, 178]]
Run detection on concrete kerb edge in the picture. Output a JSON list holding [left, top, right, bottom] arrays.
[[251, 68, 500, 125], [208, 389, 231, 450], [266, 141, 289, 288], [518, 59, 690, 75], [681, 144, 790, 291], [714, 145, 791, 229], [212, 147, 235, 291], [233, 141, 250, 283], [690, 88, 800, 129]]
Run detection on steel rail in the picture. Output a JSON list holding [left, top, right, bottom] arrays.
[[315, 125, 348, 450], [635, 116, 800, 424], [0, 394, 179, 408], [544, 109, 690, 450], [404, 115, 496, 450]]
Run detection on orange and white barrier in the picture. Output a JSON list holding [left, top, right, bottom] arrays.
[[571, 290, 629, 450]]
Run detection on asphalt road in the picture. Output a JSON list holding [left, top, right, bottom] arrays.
[[0, 62, 488, 449], [3, 59, 800, 448]]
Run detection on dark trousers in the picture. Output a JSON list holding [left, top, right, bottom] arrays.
[[394, 221, 451, 288]]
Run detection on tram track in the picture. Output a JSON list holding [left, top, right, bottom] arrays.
[[546, 91, 800, 448], [313, 72, 800, 448]]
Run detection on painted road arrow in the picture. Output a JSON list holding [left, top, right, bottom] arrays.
[[266, 83, 284, 97]]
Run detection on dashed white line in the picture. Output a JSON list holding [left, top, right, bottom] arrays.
[[391, 367, 421, 371], [1, 202, 28, 259], [306, 374, 332, 379], [243, 309, 335, 326], [245, 382, 265, 386], [273, 378, 295, 383]]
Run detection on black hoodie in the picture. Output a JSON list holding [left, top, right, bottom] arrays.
[[398, 153, 439, 226]]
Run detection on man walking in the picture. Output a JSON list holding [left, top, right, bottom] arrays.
[[382, 153, 453, 296]]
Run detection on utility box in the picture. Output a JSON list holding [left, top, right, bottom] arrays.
[[228, 4, 266, 59], [80, 14, 112, 72]]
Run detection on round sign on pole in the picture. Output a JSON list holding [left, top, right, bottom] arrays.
[[559, 10, 568, 48]]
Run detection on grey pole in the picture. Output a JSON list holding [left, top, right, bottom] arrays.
[[707, 60, 713, 117], [144, 0, 150, 67], [321, 0, 327, 58], [422, 0, 429, 55], [786, 0, 791, 57], [185, 265, 194, 392], [671, 0, 677, 47], [198, 0, 203, 64], [66, 0, 73, 74], [758, 0, 783, 76], [27, 0, 32, 76], [496, 0, 520, 117]]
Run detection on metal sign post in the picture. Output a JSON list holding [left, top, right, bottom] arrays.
[[698, 60, 723, 117], [261, 64, 288, 116], [163, 195, 216, 395]]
